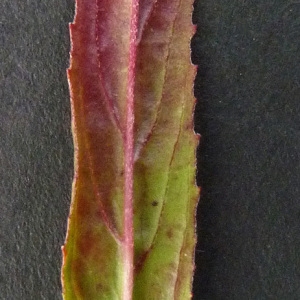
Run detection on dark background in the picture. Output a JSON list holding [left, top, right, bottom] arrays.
[[1, 0, 299, 299]]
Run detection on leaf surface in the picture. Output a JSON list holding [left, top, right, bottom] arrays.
[[62, 0, 199, 299]]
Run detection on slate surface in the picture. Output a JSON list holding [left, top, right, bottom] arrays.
[[1, 0, 300, 299]]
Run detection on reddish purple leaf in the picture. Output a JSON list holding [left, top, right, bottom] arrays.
[[62, 0, 199, 299]]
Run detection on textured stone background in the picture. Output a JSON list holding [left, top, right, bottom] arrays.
[[1, 0, 300, 299]]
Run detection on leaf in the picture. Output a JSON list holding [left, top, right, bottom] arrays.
[[61, 0, 199, 299]]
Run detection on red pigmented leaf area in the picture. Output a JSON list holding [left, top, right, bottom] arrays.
[[62, 0, 199, 299]]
